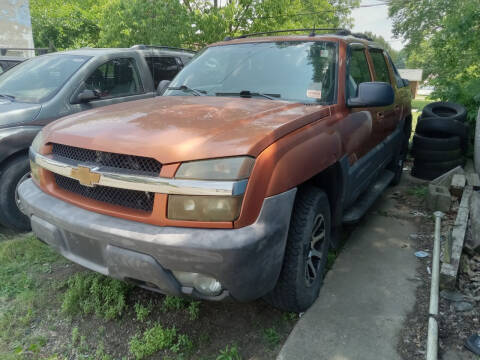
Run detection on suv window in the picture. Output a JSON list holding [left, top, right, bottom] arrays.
[[386, 54, 405, 88], [85, 58, 142, 99], [347, 48, 371, 98], [145, 56, 180, 88], [369, 49, 391, 83]]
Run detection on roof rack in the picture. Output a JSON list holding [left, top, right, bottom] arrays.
[[223, 28, 347, 41], [131, 45, 196, 54], [0, 47, 50, 56], [335, 29, 373, 41]]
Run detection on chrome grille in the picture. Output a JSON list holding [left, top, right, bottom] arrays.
[[55, 174, 154, 212], [51, 143, 162, 176]]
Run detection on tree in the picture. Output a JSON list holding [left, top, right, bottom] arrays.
[[389, 0, 480, 123]]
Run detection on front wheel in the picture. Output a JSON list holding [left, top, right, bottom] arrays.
[[0, 156, 31, 231], [264, 186, 331, 312]]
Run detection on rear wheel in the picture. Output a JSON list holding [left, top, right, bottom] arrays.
[[264, 186, 331, 312], [0, 156, 31, 231]]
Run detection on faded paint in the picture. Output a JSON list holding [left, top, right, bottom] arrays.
[[0, 0, 34, 57]]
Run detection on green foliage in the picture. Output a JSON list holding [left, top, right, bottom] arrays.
[[187, 301, 200, 320], [71, 327, 80, 345], [162, 295, 188, 312], [411, 99, 433, 111], [263, 327, 280, 348], [128, 324, 177, 360], [30, 0, 360, 50], [216, 344, 241, 360], [389, 0, 480, 129], [134, 302, 151, 322], [61, 272, 130, 320], [407, 186, 427, 199]]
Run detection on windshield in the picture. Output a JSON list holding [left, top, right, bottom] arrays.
[[0, 54, 90, 103], [164, 41, 338, 104]]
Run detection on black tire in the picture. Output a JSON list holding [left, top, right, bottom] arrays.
[[412, 148, 463, 162], [264, 186, 331, 312], [0, 156, 31, 231], [415, 117, 468, 145], [411, 158, 465, 180], [422, 102, 467, 122], [389, 120, 410, 186], [411, 133, 461, 152]]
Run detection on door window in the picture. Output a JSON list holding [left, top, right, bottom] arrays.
[[145, 56, 180, 88], [347, 48, 372, 99], [386, 54, 406, 88], [369, 50, 391, 83], [85, 58, 142, 99]]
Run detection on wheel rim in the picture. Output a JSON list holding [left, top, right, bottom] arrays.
[[15, 172, 30, 212], [305, 213, 326, 287]]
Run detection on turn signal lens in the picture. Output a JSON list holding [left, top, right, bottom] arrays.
[[30, 160, 41, 184], [31, 131, 44, 153], [175, 156, 255, 180], [168, 195, 242, 222]]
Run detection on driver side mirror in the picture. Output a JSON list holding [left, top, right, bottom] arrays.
[[74, 89, 100, 104], [157, 80, 171, 95], [347, 82, 394, 108]]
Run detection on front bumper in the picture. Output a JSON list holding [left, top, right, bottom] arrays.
[[19, 179, 296, 301]]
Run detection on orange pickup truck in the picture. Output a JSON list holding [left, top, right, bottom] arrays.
[[19, 30, 411, 312]]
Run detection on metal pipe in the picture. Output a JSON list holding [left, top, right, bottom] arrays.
[[427, 211, 444, 360]]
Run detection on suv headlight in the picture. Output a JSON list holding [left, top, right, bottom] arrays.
[[168, 157, 254, 222], [30, 131, 44, 183]]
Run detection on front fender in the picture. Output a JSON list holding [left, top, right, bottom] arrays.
[[0, 126, 42, 164]]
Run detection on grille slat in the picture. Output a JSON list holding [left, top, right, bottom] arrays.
[[55, 174, 154, 212], [52, 143, 162, 176]]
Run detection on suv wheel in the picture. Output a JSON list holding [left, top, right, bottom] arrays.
[[0, 156, 31, 231], [264, 186, 331, 312]]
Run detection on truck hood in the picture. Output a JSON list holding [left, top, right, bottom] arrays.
[[44, 96, 330, 164], [0, 99, 42, 128]]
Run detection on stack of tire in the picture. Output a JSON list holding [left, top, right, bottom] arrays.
[[411, 102, 468, 180]]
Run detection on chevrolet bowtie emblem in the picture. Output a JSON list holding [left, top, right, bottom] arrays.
[[71, 166, 101, 187]]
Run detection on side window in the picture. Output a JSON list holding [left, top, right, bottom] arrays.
[[387, 54, 405, 88], [347, 48, 371, 99], [369, 50, 391, 84], [0, 63, 4, 75], [85, 58, 142, 99], [145, 56, 179, 88]]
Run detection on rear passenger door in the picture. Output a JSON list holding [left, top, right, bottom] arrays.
[[368, 48, 398, 138], [145, 56, 181, 90], [72, 57, 152, 111]]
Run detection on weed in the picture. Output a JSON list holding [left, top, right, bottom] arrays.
[[281, 312, 298, 322], [216, 344, 241, 360], [134, 302, 151, 322], [187, 301, 200, 320], [129, 324, 177, 360], [407, 185, 428, 199], [162, 295, 187, 312], [79, 335, 89, 353], [95, 341, 114, 360], [263, 327, 280, 348], [61, 272, 130, 320], [71, 327, 80, 345], [170, 334, 194, 354]]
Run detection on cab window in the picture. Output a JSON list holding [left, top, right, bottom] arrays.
[[145, 56, 180, 88], [85, 58, 142, 99], [347, 48, 371, 99], [369, 49, 391, 83]]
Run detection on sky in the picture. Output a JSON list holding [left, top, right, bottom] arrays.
[[351, 0, 404, 51]]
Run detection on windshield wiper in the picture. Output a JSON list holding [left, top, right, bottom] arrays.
[[167, 85, 206, 96], [215, 90, 280, 100], [0, 94, 15, 100]]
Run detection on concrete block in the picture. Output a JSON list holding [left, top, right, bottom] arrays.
[[440, 186, 473, 289], [431, 166, 465, 187], [466, 172, 480, 187], [450, 174, 466, 197], [466, 190, 480, 253], [427, 184, 451, 212]]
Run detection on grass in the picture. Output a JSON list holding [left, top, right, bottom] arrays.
[[411, 98, 432, 111], [407, 185, 428, 199], [61, 272, 130, 320], [263, 327, 280, 348], [134, 302, 152, 322], [216, 344, 241, 360]]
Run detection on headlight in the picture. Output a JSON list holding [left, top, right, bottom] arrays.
[[31, 131, 44, 153], [168, 195, 243, 222], [175, 156, 255, 180], [168, 157, 254, 222]]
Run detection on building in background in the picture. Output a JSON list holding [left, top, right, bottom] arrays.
[[398, 69, 423, 98], [0, 0, 34, 57]]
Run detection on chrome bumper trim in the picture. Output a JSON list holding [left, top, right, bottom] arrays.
[[30, 149, 247, 196]]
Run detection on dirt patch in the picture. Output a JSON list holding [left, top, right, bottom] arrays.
[[395, 164, 479, 360]]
